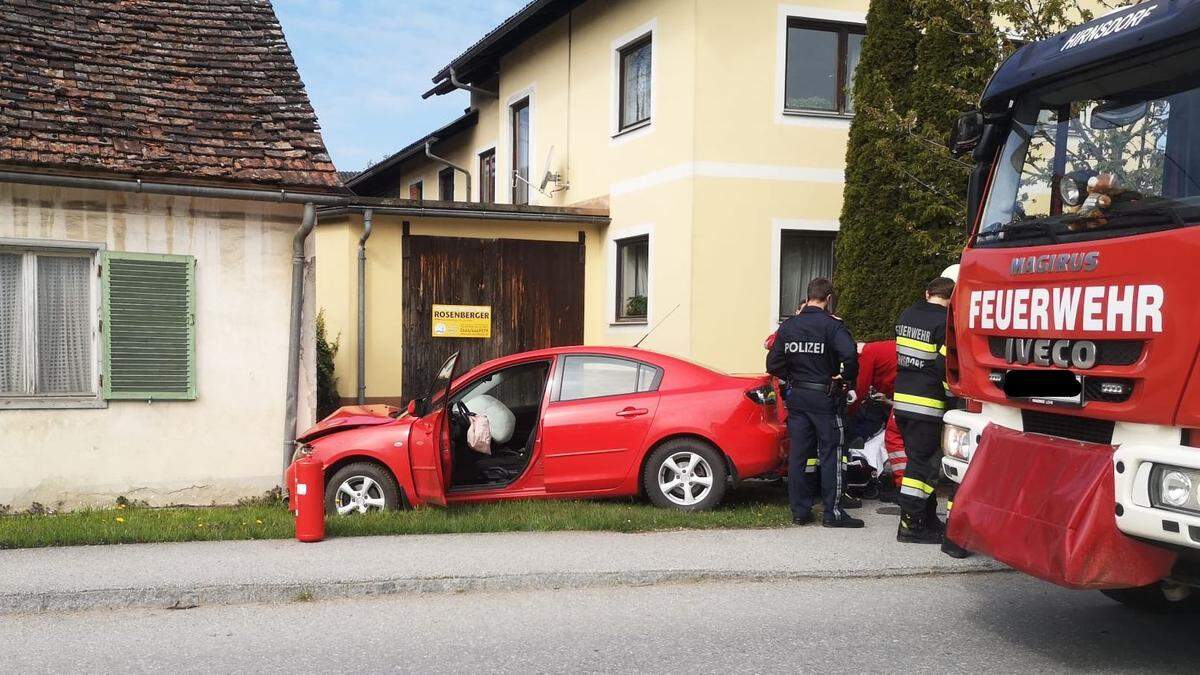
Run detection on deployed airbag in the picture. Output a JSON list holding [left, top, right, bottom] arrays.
[[464, 394, 515, 444], [948, 423, 1176, 590]]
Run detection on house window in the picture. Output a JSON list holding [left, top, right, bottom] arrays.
[[479, 149, 496, 203], [615, 235, 649, 323], [512, 98, 530, 205], [784, 19, 864, 115], [0, 246, 96, 400], [779, 231, 835, 320], [438, 167, 455, 201], [618, 35, 652, 131], [409, 180, 423, 200]]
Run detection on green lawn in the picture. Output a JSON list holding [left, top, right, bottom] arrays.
[[0, 484, 793, 549]]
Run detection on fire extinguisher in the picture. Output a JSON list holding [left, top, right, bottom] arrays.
[[293, 453, 326, 543]]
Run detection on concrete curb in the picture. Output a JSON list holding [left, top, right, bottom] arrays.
[[0, 562, 1010, 615]]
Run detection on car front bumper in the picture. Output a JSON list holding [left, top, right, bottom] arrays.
[[941, 403, 1200, 551]]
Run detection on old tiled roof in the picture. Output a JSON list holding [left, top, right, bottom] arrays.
[[0, 0, 342, 191]]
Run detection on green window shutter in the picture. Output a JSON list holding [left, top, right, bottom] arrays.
[[101, 252, 197, 400]]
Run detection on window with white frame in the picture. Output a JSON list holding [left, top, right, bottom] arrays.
[[0, 245, 96, 398], [615, 235, 649, 323], [784, 19, 864, 115], [618, 34, 652, 131], [778, 231, 835, 320]]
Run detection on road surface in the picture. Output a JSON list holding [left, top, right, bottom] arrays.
[[3, 571, 1198, 673]]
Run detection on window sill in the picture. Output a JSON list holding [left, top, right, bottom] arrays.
[[612, 120, 652, 139], [782, 108, 854, 120], [0, 396, 107, 410], [611, 319, 648, 327]]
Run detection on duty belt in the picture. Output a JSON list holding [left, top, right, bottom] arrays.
[[790, 381, 830, 393]]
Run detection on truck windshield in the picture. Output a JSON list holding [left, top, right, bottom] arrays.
[[977, 78, 1200, 247]]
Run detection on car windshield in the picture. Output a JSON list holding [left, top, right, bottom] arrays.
[[976, 73, 1200, 247]]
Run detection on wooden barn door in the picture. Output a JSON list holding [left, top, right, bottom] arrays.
[[401, 234, 585, 402]]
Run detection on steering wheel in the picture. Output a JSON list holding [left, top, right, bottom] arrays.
[[451, 400, 472, 427]]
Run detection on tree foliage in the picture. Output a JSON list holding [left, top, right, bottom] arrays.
[[834, 0, 1130, 339], [316, 309, 341, 420]]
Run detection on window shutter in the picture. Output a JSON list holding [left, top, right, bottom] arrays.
[[101, 252, 196, 400]]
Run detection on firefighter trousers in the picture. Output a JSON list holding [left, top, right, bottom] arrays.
[[787, 404, 845, 518], [895, 416, 942, 518]]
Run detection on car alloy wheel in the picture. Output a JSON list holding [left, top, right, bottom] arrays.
[[657, 451, 715, 507], [334, 475, 387, 515]]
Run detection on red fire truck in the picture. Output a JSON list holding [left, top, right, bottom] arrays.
[[944, 1, 1200, 610]]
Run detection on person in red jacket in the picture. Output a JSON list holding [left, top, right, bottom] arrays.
[[848, 340, 907, 492]]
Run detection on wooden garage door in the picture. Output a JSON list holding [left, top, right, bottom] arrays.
[[401, 234, 584, 401]]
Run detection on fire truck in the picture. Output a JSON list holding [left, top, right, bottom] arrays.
[[944, 0, 1200, 610]]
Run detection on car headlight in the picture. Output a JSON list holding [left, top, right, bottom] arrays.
[[291, 443, 312, 465], [942, 424, 973, 461], [1151, 464, 1200, 513]]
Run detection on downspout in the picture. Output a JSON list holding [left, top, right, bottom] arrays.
[[425, 140, 472, 202], [356, 209, 373, 405], [449, 67, 498, 99], [284, 203, 317, 470]]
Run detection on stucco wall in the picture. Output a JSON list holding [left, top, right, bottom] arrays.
[[0, 183, 312, 509]]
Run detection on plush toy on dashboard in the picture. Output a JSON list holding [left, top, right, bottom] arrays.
[[1071, 173, 1119, 229]]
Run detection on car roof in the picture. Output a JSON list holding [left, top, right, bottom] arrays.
[[452, 345, 734, 385]]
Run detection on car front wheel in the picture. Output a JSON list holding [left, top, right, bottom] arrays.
[[324, 462, 401, 515], [643, 440, 728, 511]]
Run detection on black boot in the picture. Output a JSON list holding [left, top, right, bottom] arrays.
[[897, 512, 943, 544], [841, 492, 863, 509], [823, 509, 865, 528], [792, 511, 815, 526], [941, 537, 974, 558], [924, 498, 945, 533]]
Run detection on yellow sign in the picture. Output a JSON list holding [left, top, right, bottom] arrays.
[[432, 304, 492, 339]]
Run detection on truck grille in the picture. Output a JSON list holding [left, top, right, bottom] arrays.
[[1021, 409, 1115, 445], [988, 338, 1144, 366]]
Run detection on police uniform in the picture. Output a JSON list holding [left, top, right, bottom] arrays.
[[766, 306, 859, 521], [893, 300, 953, 534]]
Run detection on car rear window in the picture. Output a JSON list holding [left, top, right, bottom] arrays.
[[559, 355, 662, 401]]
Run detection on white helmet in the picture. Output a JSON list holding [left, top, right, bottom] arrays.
[[941, 264, 960, 282]]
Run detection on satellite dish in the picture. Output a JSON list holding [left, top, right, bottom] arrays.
[[539, 145, 556, 192]]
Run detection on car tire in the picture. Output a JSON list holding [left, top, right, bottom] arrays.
[[1101, 582, 1200, 613], [324, 462, 402, 516], [642, 439, 728, 511]]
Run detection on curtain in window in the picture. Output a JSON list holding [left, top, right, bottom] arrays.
[[779, 233, 834, 319], [0, 253, 24, 394], [622, 41, 652, 127], [36, 256, 92, 394]]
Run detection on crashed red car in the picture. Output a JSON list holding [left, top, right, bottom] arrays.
[[287, 346, 786, 513]]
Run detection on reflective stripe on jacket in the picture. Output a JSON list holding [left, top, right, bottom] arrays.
[[894, 300, 951, 420]]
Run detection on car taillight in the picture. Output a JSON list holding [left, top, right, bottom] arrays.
[[1182, 429, 1200, 448], [746, 385, 777, 406]]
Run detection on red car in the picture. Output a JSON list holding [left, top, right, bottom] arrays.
[[288, 346, 786, 513]]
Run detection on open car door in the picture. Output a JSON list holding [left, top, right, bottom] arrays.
[[408, 353, 459, 506]]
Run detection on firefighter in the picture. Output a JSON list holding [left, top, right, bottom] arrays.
[[767, 277, 864, 528], [893, 276, 955, 544]]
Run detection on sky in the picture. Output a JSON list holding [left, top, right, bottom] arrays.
[[274, 0, 528, 172]]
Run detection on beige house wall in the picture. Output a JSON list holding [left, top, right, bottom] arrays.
[[0, 183, 313, 509]]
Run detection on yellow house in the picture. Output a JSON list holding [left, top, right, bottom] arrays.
[[322, 0, 877, 403]]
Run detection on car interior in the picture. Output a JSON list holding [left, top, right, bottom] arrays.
[[448, 360, 550, 489]]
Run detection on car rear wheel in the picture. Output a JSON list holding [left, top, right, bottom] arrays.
[[1101, 581, 1200, 612], [643, 440, 728, 511], [324, 462, 401, 515]]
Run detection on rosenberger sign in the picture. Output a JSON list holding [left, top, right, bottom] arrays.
[[432, 304, 492, 339]]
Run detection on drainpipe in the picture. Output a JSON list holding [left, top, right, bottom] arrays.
[[449, 67, 498, 99], [356, 209, 373, 405], [425, 140, 472, 202], [283, 203, 317, 470]]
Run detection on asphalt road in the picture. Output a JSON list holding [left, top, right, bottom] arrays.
[[3, 572, 1198, 673]]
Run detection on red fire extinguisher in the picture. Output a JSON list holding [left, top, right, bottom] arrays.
[[292, 453, 326, 543]]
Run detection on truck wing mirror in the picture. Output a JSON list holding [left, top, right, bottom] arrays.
[[949, 110, 985, 157]]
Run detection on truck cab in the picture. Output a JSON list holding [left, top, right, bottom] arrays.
[[944, 0, 1200, 607]]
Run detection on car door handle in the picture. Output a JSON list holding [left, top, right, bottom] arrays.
[[616, 407, 649, 418]]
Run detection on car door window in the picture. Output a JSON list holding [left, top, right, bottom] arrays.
[[559, 355, 661, 402]]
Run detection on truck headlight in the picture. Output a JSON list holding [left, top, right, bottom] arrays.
[[1151, 465, 1200, 513], [942, 424, 973, 461]]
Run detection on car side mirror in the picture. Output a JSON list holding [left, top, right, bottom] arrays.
[[948, 110, 984, 157]]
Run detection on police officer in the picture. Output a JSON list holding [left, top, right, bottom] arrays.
[[767, 277, 864, 528], [893, 276, 955, 544]]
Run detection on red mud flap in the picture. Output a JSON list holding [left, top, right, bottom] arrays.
[[948, 424, 1176, 590]]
